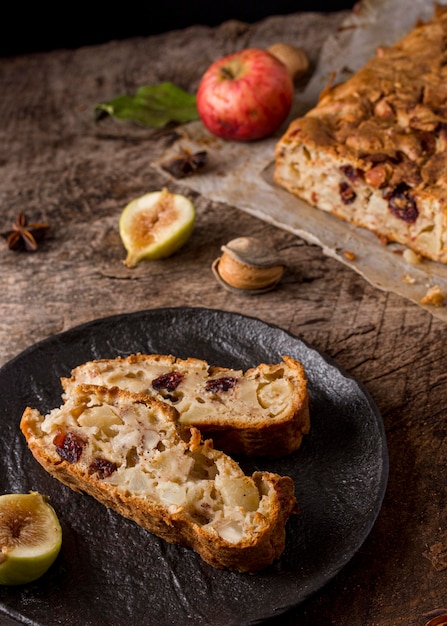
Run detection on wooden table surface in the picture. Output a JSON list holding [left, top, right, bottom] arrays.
[[1, 8, 447, 626]]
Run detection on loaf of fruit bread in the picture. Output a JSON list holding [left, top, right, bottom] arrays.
[[20, 384, 297, 572], [61, 353, 310, 458], [274, 5, 447, 263]]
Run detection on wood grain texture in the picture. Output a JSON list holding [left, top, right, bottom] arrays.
[[1, 10, 447, 626]]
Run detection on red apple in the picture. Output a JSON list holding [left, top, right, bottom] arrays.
[[196, 48, 294, 142]]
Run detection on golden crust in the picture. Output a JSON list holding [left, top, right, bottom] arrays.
[[279, 5, 447, 188], [62, 353, 310, 458], [20, 384, 297, 572], [274, 6, 447, 263]]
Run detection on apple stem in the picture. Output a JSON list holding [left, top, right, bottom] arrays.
[[220, 66, 235, 80]]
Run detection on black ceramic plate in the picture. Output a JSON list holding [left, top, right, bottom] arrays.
[[0, 307, 388, 626]]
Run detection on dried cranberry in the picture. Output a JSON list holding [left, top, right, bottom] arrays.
[[152, 371, 184, 392], [205, 377, 237, 393], [385, 183, 419, 223], [340, 164, 363, 183], [54, 430, 86, 463], [419, 130, 436, 154], [339, 181, 357, 204], [89, 458, 117, 479]]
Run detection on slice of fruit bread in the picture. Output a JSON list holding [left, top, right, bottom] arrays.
[[61, 353, 310, 457], [20, 384, 298, 572]]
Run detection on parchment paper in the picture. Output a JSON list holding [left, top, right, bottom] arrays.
[[153, 0, 447, 321]]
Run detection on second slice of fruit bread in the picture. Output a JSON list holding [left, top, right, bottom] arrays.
[[20, 384, 297, 572], [61, 353, 310, 457]]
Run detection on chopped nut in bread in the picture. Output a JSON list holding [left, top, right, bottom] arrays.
[[61, 353, 310, 457], [20, 384, 297, 572], [274, 6, 447, 264]]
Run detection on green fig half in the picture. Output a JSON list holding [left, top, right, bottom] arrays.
[[0, 492, 62, 585], [119, 188, 196, 268]]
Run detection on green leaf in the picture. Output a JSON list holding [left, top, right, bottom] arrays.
[[94, 82, 199, 128]]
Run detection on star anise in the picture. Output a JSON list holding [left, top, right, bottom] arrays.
[[161, 147, 208, 179], [1, 212, 50, 252]]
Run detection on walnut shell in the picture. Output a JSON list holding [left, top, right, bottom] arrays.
[[212, 237, 285, 294], [267, 43, 309, 81]]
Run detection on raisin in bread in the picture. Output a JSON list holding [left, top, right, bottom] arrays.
[[274, 5, 447, 264], [61, 353, 310, 458], [20, 384, 297, 572]]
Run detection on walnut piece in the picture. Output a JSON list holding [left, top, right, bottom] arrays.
[[420, 284, 446, 307]]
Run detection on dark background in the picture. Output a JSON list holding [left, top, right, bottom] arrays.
[[2, 1, 356, 57]]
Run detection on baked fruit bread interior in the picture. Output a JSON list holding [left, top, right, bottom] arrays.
[[20, 384, 297, 572], [274, 5, 447, 264], [62, 353, 310, 458]]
